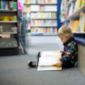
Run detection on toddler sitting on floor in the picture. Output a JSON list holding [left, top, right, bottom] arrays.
[[28, 26, 78, 69]]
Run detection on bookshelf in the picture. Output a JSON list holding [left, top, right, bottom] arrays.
[[0, 10, 17, 12], [24, 4, 57, 5], [0, 21, 18, 23], [24, 0, 57, 4], [60, 0, 85, 33], [62, 5, 85, 22], [24, 0, 58, 35], [0, 0, 19, 56]]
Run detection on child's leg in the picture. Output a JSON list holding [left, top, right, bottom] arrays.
[[61, 57, 74, 69]]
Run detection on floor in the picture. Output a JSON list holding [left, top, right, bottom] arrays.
[[0, 36, 85, 85]]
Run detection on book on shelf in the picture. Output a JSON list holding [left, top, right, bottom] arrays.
[[54, 27, 57, 33], [25, 0, 30, 4], [31, 27, 57, 33], [81, 0, 85, 6], [23, 6, 30, 13], [0, 24, 17, 34], [74, 0, 81, 12], [31, 12, 57, 19], [68, 20, 80, 33], [31, 20, 57, 27], [68, 2, 75, 17], [67, 10, 85, 33], [44, 5, 57, 11], [74, 0, 85, 12], [25, 0, 57, 4], [0, 16, 17, 22], [31, 0, 37, 4], [30, 5, 39, 11], [79, 12, 85, 32], [30, 5, 57, 12], [0, 38, 18, 48], [60, 1, 67, 22], [39, 5, 44, 11]]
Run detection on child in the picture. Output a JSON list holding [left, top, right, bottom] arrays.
[[28, 26, 78, 69], [58, 26, 78, 68]]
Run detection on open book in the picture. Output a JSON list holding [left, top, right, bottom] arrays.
[[37, 51, 62, 71]]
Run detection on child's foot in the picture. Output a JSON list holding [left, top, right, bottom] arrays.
[[53, 62, 62, 68], [28, 61, 37, 68]]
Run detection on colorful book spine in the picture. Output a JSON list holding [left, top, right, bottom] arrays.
[[25, 0, 30, 4], [81, 0, 85, 6]]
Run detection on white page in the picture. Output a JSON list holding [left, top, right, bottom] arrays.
[[38, 51, 61, 66], [37, 51, 62, 71], [38, 56, 61, 66], [41, 51, 61, 58], [37, 66, 62, 71]]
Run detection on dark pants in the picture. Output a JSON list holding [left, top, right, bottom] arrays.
[[61, 57, 74, 69]]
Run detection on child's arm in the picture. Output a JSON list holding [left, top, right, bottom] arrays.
[[64, 51, 71, 55], [63, 41, 77, 58], [61, 51, 71, 57]]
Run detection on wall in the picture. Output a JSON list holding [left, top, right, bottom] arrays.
[[78, 44, 85, 75]]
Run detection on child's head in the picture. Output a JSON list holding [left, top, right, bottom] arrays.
[[58, 26, 73, 43]]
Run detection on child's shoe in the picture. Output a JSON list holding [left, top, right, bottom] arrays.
[[28, 61, 37, 68]]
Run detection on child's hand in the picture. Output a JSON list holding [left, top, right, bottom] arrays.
[[65, 51, 71, 55], [60, 51, 63, 53], [62, 51, 71, 56]]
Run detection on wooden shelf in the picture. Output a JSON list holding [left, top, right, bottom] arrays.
[[30, 11, 57, 13], [31, 26, 57, 28], [1, 32, 17, 35], [0, 21, 18, 24], [24, 3, 57, 5], [0, 9, 17, 12], [31, 18, 57, 20], [73, 32, 85, 34], [31, 32, 57, 36], [0, 38, 18, 48]]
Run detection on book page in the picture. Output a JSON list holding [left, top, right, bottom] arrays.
[[37, 51, 62, 71]]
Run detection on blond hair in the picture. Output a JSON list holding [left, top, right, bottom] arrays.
[[58, 26, 73, 38]]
